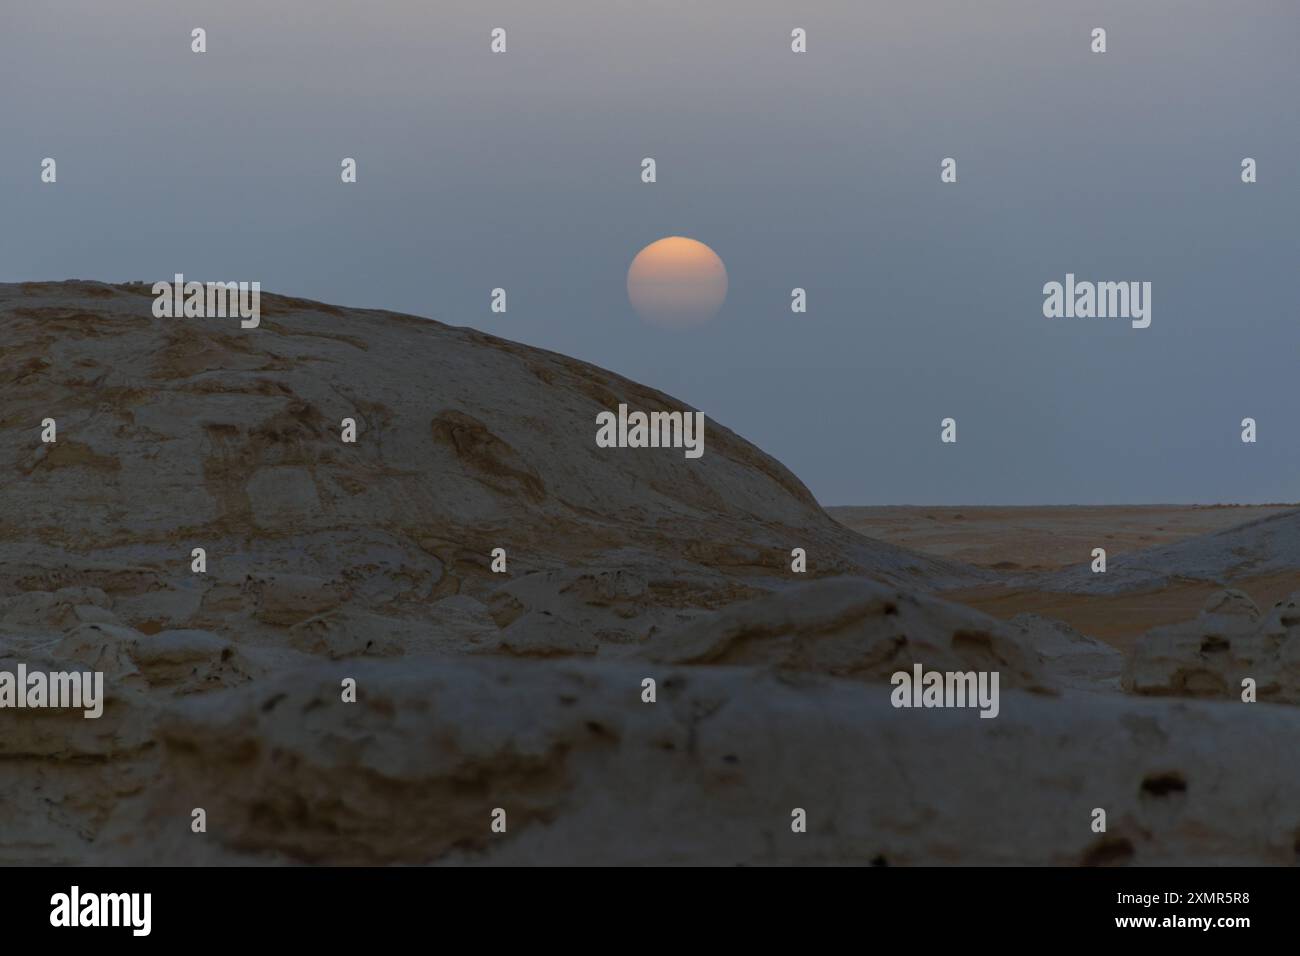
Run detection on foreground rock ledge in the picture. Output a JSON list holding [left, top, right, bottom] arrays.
[[73, 656, 1300, 866]]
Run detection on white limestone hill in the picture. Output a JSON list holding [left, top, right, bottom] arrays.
[[0, 281, 984, 652]]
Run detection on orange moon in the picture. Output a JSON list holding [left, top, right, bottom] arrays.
[[627, 237, 727, 328]]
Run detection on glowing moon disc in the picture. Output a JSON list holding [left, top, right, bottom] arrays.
[[627, 236, 728, 328]]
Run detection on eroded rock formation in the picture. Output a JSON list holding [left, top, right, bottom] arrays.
[[1125, 589, 1300, 701], [2, 282, 1297, 866]]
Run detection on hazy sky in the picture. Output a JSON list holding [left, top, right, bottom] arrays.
[[3, 0, 1297, 504]]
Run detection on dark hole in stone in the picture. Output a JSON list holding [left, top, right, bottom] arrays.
[[1141, 772, 1187, 798]]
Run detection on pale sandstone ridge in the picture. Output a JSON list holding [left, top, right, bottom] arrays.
[[1028, 508, 1300, 594], [1006, 612, 1124, 692]]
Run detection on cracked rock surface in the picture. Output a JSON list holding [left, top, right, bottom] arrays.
[[2, 282, 1297, 865]]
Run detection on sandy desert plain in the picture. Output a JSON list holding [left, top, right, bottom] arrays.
[[832, 505, 1300, 652], [2, 280, 1299, 866]]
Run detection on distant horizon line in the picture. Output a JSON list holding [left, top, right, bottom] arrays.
[[822, 502, 1300, 510]]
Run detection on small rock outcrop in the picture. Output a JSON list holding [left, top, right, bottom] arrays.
[[1125, 589, 1300, 701]]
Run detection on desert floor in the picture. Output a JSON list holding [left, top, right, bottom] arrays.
[[828, 504, 1299, 652]]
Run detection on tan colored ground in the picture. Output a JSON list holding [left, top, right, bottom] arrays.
[[827, 504, 1296, 572], [828, 505, 1300, 650], [943, 571, 1299, 654]]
